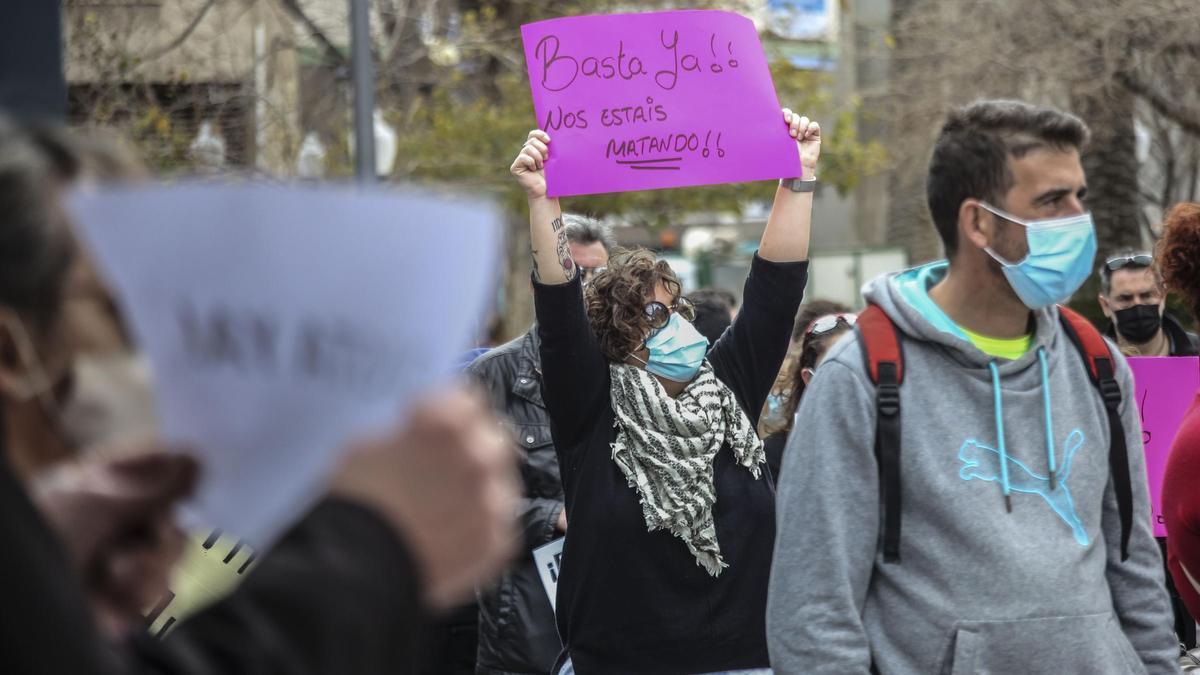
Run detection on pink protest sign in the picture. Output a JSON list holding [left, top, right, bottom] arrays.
[[1129, 356, 1200, 537], [520, 10, 800, 197]]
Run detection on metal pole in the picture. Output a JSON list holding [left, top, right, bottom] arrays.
[[349, 0, 376, 183], [254, 23, 267, 172]]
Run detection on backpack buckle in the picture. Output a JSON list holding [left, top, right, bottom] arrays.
[[877, 382, 900, 417], [1098, 377, 1122, 410]]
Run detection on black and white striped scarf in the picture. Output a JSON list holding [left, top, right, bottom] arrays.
[[609, 362, 765, 576]]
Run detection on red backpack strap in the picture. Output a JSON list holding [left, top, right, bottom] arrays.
[[855, 305, 904, 563], [1057, 305, 1133, 561], [856, 305, 904, 386], [1058, 306, 1115, 381]]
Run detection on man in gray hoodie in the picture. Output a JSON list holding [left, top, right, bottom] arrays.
[[767, 100, 1180, 674]]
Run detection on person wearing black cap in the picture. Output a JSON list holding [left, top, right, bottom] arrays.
[[1098, 250, 1199, 357]]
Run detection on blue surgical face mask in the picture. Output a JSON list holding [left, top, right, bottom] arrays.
[[632, 313, 709, 383], [766, 392, 786, 417], [978, 202, 1097, 310]]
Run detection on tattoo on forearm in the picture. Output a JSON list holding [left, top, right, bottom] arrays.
[[539, 216, 574, 279], [556, 227, 575, 278], [530, 247, 541, 280]]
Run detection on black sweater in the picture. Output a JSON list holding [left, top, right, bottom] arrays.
[[534, 255, 808, 675]]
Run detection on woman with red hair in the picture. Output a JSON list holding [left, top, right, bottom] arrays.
[[1158, 202, 1200, 629]]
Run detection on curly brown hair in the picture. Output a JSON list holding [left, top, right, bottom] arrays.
[[1158, 202, 1200, 324], [585, 248, 682, 363]]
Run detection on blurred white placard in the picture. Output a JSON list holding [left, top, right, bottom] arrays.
[[70, 183, 500, 547], [533, 537, 565, 611]]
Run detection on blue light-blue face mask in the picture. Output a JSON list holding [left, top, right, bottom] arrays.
[[979, 202, 1097, 310], [632, 313, 709, 383]]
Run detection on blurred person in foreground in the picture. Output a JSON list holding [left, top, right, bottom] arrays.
[[466, 214, 613, 675], [511, 107, 818, 674], [768, 100, 1178, 673], [1159, 204, 1200, 658], [761, 311, 855, 479], [22, 124, 248, 637], [0, 114, 519, 674], [1098, 249, 1199, 357], [758, 299, 850, 440]]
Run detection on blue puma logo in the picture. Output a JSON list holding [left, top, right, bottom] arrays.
[[957, 430, 1088, 546]]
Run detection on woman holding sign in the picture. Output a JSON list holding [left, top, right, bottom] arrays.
[[511, 108, 818, 675]]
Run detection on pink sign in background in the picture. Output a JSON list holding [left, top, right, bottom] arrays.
[[1129, 356, 1200, 537], [520, 10, 801, 197]]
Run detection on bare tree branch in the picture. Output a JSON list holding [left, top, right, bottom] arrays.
[[277, 0, 348, 68], [142, 0, 219, 60], [378, 0, 412, 63], [1116, 70, 1200, 138], [1139, 186, 1168, 206]]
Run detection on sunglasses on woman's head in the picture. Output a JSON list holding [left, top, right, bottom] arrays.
[[1105, 253, 1153, 272], [805, 313, 856, 337], [643, 297, 696, 330]]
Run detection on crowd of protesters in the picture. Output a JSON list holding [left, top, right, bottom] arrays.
[[5, 94, 1200, 675]]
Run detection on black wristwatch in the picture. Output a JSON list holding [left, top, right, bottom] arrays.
[[780, 177, 818, 193]]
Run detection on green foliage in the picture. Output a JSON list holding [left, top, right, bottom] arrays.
[[66, 10, 206, 173], [127, 104, 196, 170]]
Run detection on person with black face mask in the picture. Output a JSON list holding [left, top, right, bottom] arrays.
[[1098, 250, 1199, 357], [1097, 248, 1200, 654]]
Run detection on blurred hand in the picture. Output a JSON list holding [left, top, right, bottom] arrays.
[[31, 450, 198, 638], [556, 507, 567, 533], [783, 109, 821, 176], [332, 385, 519, 612], [511, 130, 551, 200]]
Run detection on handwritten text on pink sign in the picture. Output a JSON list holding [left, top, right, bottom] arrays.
[[1129, 356, 1200, 537], [520, 11, 800, 197]]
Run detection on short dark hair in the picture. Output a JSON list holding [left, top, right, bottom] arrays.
[[927, 100, 1089, 257], [689, 287, 736, 349], [1098, 249, 1161, 296], [0, 115, 81, 331], [689, 287, 737, 311], [563, 213, 616, 253]]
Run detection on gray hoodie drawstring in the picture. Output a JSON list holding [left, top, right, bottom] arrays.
[[1037, 348, 1058, 491], [988, 348, 1059, 515], [987, 361, 1013, 513]]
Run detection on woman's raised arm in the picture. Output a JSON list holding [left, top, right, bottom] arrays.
[[511, 130, 574, 285], [758, 109, 821, 263], [510, 130, 610, 460]]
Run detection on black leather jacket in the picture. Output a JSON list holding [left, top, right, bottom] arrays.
[[466, 329, 564, 675]]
